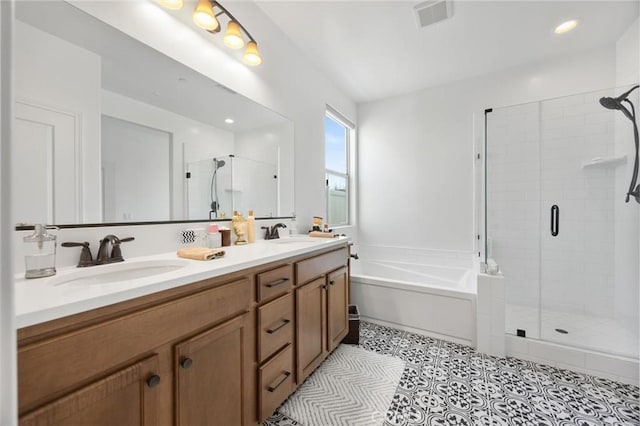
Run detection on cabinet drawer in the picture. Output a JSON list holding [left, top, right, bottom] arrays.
[[296, 247, 348, 285], [19, 277, 251, 414], [258, 293, 293, 363], [257, 264, 292, 303], [259, 345, 294, 422]]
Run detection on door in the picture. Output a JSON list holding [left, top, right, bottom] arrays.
[[175, 315, 248, 426], [19, 355, 159, 426], [327, 267, 349, 351], [13, 101, 79, 224], [296, 276, 327, 383]]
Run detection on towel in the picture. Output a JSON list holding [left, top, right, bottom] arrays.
[[177, 247, 225, 261], [308, 231, 336, 238]]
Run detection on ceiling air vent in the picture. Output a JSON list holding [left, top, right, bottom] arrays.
[[414, 0, 453, 28]]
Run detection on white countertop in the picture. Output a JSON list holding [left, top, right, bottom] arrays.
[[15, 236, 349, 329]]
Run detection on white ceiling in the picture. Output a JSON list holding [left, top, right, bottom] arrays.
[[257, 0, 639, 103]]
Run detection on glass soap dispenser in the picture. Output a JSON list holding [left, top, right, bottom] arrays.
[[23, 224, 58, 279]]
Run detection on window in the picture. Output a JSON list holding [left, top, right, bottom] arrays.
[[325, 109, 353, 226]]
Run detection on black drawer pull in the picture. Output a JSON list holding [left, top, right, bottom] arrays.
[[180, 357, 193, 369], [551, 205, 559, 237], [147, 374, 161, 388], [266, 319, 290, 334], [267, 371, 291, 392], [266, 278, 289, 288]]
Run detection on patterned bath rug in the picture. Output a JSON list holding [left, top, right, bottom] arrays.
[[279, 344, 405, 426]]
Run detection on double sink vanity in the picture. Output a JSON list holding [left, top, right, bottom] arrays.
[[15, 236, 351, 425]]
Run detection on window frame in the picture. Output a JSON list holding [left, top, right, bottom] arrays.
[[324, 107, 354, 227]]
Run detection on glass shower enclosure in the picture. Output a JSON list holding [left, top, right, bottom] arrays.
[[485, 86, 639, 359]]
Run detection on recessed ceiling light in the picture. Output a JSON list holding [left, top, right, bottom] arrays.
[[225, 118, 234, 124], [554, 19, 580, 35]]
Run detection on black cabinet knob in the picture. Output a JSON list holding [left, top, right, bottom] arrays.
[[322, 284, 328, 290], [180, 357, 193, 369], [329, 280, 335, 285], [147, 374, 161, 388]]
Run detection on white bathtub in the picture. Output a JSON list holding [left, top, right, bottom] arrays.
[[350, 259, 477, 346]]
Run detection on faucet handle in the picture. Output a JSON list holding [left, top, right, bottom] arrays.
[[61, 242, 94, 267], [110, 237, 134, 262]]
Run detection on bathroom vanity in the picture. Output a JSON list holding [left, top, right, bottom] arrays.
[[15, 238, 350, 425]]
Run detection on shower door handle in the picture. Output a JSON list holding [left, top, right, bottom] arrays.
[[550, 205, 559, 237]]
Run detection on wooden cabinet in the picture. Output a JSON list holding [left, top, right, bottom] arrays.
[[20, 355, 159, 426], [17, 242, 349, 426], [295, 248, 350, 383], [175, 315, 249, 426], [327, 266, 349, 352]]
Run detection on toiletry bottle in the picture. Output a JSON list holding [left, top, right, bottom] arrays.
[[207, 224, 222, 248], [247, 210, 256, 243], [23, 224, 58, 279]]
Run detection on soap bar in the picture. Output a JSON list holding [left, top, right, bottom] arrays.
[[308, 231, 335, 238], [177, 247, 225, 261]]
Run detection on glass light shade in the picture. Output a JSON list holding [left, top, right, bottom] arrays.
[[242, 41, 262, 66], [224, 21, 245, 49], [193, 0, 219, 31], [158, 0, 183, 10]]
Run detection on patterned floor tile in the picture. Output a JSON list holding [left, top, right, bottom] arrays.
[[265, 321, 640, 426]]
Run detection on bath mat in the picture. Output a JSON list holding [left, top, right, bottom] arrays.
[[279, 344, 405, 426]]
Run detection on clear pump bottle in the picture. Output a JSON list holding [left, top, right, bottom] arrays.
[[23, 224, 58, 279]]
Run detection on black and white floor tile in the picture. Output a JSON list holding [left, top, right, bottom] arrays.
[[265, 321, 639, 426]]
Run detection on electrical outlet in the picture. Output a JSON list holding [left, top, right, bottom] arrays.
[[180, 228, 206, 245]]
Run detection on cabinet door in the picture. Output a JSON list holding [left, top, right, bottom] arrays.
[[175, 314, 248, 426], [327, 267, 349, 352], [20, 355, 159, 426], [296, 277, 327, 383]]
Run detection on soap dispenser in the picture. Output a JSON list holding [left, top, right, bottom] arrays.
[[23, 224, 58, 279]]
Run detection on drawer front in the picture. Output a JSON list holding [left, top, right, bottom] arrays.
[[19, 277, 251, 414], [257, 264, 293, 303], [258, 293, 294, 363], [296, 247, 348, 285], [259, 345, 294, 422]]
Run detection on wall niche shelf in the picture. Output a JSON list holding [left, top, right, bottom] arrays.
[[581, 155, 627, 169]]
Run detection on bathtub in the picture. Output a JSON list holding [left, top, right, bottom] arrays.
[[350, 259, 477, 346]]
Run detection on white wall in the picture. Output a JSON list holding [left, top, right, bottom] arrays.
[[14, 20, 102, 222], [614, 18, 639, 325], [358, 46, 616, 253], [72, 1, 357, 236], [0, 1, 17, 423]]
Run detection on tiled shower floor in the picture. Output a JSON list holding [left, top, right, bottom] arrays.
[[265, 321, 639, 426], [506, 304, 639, 358]]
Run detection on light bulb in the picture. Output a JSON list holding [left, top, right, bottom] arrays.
[[243, 41, 262, 66], [193, 0, 219, 31], [224, 21, 245, 49], [158, 0, 183, 10]]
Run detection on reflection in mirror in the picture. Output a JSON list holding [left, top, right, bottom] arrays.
[[13, 0, 294, 226]]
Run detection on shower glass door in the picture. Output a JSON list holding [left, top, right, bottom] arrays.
[[486, 86, 639, 358]]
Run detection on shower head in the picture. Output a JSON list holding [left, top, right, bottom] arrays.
[[599, 85, 639, 112], [213, 158, 226, 168]]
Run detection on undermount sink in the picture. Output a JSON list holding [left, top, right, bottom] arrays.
[[49, 260, 189, 287]]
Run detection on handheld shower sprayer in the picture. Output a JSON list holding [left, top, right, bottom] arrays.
[[210, 157, 228, 215], [599, 85, 640, 204]]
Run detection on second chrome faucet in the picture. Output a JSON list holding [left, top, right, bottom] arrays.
[[62, 235, 135, 267]]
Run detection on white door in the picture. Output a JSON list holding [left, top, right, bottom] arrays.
[[13, 101, 79, 225]]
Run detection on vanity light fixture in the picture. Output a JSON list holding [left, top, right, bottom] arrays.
[[554, 19, 580, 34], [158, 0, 262, 66]]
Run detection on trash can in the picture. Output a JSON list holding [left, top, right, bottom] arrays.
[[342, 305, 360, 345]]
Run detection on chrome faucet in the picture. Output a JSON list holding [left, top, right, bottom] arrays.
[[97, 235, 134, 264], [261, 223, 287, 240]]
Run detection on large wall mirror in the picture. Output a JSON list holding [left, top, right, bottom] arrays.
[[13, 0, 294, 226]]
